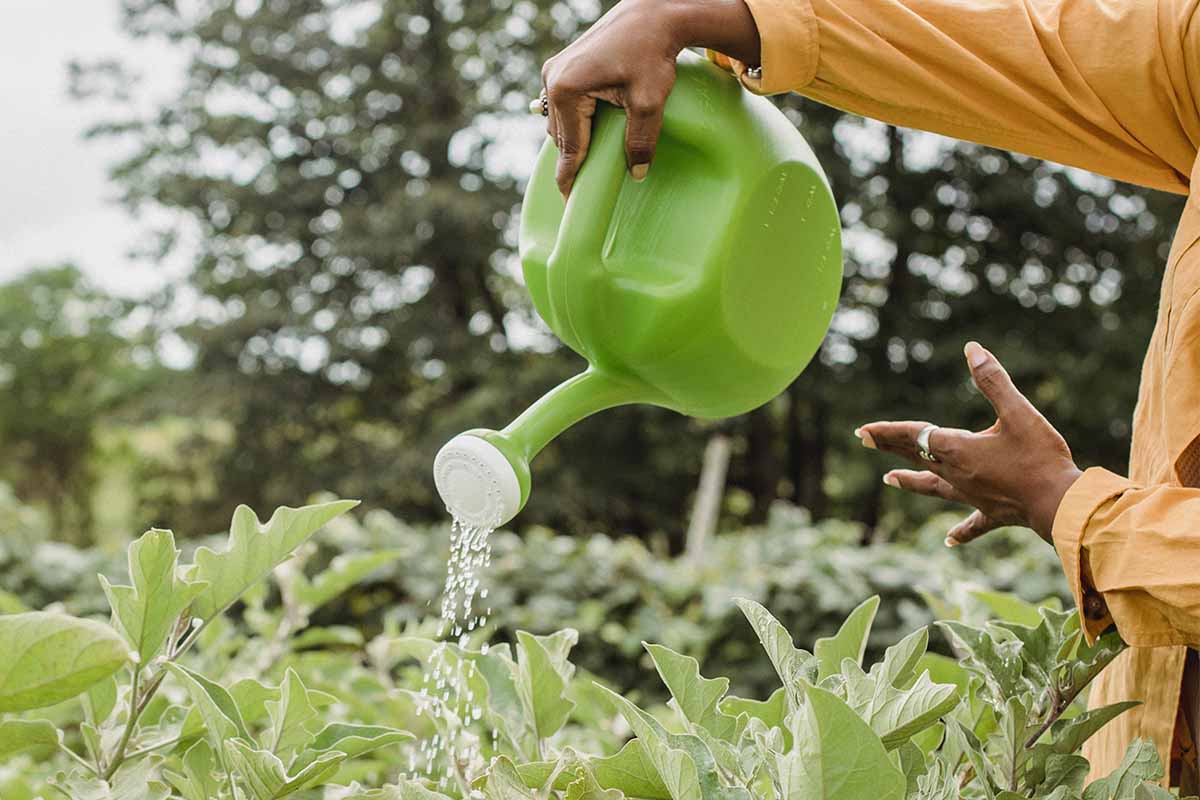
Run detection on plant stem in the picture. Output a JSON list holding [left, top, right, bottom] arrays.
[[59, 742, 98, 776], [102, 665, 141, 780], [1023, 688, 1075, 750], [123, 735, 183, 763]]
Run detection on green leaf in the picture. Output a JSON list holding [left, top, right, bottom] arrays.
[[231, 677, 283, 727], [777, 683, 905, 800], [591, 739, 672, 800], [874, 628, 930, 689], [163, 740, 223, 800], [936, 620, 1025, 701], [0, 719, 60, 759], [187, 500, 358, 622], [0, 587, 29, 614], [733, 598, 816, 708], [842, 664, 960, 749], [515, 629, 577, 740], [912, 757, 958, 800], [0, 611, 130, 712], [266, 667, 322, 759], [915, 653, 971, 694], [165, 663, 250, 770], [969, 590, 1059, 628], [1046, 701, 1140, 754], [566, 758, 623, 800], [597, 684, 750, 800], [1083, 738, 1163, 800], [82, 675, 118, 727], [720, 687, 787, 731], [330, 780, 453, 800], [291, 723, 412, 770], [294, 550, 404, 611], [645, 643, 738, 741], [1071, 629, 1127, 699], [945, 720, 995, 800], [1042, 753, 1090, 796], [814, 596, 880, 682], [49, 756, 171, 800], [896, 741, 928, 795], [484, 755, 537, 800], [99, 528, 206, 665], [226, 738, 346, 799]]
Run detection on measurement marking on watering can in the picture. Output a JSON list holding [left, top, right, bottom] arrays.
[[764, 171, 789, 227]]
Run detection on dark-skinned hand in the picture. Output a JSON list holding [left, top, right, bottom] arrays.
[[855, 342, 1083, 546], [539, 0, 762, 197]]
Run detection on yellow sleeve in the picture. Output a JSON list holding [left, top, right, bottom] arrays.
[[1052, 469, 1200, 647], [709, 0, 1200, 193]]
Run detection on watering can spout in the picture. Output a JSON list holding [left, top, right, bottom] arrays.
[[434, 369, 645, 527]]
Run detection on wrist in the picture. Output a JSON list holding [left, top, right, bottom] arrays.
[[667, 0, 762, 66], [1027, 463, 1084, 544]]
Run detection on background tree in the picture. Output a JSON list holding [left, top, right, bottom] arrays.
[[62, 0, 1184, 544], [0, 265, 155, 543]]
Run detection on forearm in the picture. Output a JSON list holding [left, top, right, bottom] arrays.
[[671, 0, 761, 67]]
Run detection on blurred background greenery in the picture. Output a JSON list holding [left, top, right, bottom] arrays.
[[0, 0, 1182, 551]]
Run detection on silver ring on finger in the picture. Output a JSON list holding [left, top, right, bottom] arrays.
[[529, 91, 549, 117], [916, 424, 940, 462]]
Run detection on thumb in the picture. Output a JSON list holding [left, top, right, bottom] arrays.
[[964, 341, 1033, 421]]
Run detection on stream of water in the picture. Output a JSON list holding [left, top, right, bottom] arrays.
[[411, 517, 496, 787]]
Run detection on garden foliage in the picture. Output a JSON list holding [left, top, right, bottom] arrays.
[[0, 498, 1181, 799]]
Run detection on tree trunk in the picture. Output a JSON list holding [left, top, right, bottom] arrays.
[[686, 433, 732, 564]]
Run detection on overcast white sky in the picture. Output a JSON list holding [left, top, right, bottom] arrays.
[[0, 0, 185, 298]]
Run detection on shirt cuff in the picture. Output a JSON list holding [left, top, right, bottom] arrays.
[[1051, 467, 1137, 644], [705, 0, 818, 95]]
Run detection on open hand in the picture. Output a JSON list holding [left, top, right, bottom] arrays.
[[855, 342, 1082, 546]]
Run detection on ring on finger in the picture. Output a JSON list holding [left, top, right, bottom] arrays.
[[529, 91, 549, 117], [916, 424, 940, 462]]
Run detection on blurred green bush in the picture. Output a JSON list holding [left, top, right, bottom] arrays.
[[0, 484, 1067, 701]]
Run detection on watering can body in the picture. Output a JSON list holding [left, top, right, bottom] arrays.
[[435, 52, 842, 527]]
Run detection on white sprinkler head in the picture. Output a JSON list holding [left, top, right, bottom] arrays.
[[433, 434, 521, 528]]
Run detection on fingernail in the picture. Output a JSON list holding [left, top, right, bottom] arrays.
[[854, 427, 876, 449], [944, 536, 957, 548], [964, 341, 987, 368], [882, 474, 899, 488], [631, 163, 649, 182]]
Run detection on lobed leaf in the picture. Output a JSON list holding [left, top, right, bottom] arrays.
[[99, 528, 206, 665], [645, 643, 738, 742], [733, 598, 816, 709], [226, 738, 346, 799], [187, 500, 358, 622], [814, 595, 880, 682]]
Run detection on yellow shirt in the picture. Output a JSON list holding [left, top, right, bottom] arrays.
[[711, 0, 1200, 782]]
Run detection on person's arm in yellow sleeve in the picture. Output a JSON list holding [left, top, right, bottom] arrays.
[[713, 0, 1199, 194], [1052, 467, 1200, 647], [540, 0, 1199, 197], [1050, 292, 1200, 647]]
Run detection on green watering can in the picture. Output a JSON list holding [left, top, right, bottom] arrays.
[[434, 51, 842, 528]]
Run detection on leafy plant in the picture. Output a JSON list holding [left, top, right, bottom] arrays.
[[381, 596, 1164, 800], [0, 499, 418, 799], [0, 494, 1175, 800]]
